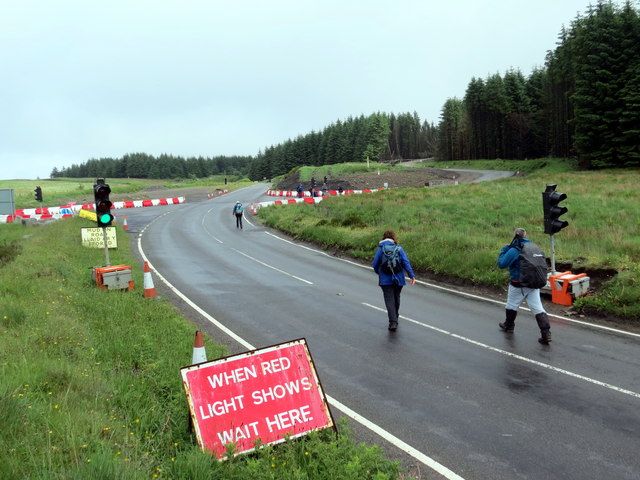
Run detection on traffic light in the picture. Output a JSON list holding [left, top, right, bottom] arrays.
[[542, 184, 568, 235], [94, 178, 113, 227], [34, 186, 43, 202]]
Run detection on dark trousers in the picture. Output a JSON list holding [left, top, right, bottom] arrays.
[[381, 284, 403, 324], [235, 213, 243, 229]]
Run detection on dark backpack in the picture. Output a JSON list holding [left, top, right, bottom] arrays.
[[380, 243, 403, 274], [518, 242, 548, 288], [235, 204, 244, 214]]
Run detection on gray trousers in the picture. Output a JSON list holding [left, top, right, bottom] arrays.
[[381, 284, 403, 324]]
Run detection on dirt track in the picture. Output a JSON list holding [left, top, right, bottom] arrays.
[[276, 167, 481, 191]]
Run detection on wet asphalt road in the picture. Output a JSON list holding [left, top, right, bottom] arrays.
[[123, 184, 640, 480]]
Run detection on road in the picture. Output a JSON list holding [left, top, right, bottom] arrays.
[[124, 183, 640, 480]]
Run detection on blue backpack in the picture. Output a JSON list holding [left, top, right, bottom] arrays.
[[235, 204, 244, 214], [381, 243, 403, 274]]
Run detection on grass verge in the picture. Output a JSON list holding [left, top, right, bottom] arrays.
[[258, 161, 640, 320], [0, 218, 404, 479], [0, 176, 254, 210]]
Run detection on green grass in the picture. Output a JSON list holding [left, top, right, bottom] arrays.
[[0, 219, 405, 479], [0, 177, 254, 210], [296, 162, 417, 182], [259, 160, 640, 320]]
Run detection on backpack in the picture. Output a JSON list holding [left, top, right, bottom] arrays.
[[235, 204, 244, 214], [518, 242, 548, 288], [380, 243, 403, 275]]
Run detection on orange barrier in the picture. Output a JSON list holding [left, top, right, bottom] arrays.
[[549, 271, 589, 306]]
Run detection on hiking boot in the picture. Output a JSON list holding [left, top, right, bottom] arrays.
[[499, 309, 517, 332], [538, 330, 552, 345], [388, 321, 398, 332]]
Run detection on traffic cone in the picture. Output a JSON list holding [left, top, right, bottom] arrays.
[[192, 330, 207, 364], [123, 216, 128, 231], [143, 261, 157, 298]]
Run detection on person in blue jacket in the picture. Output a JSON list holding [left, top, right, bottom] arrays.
[[232, 201, 244, 229], [372, 230, 416, 331], [497, 227, 551, 344]]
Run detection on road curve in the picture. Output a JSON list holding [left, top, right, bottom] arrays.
[[127, 184, 640, 480]]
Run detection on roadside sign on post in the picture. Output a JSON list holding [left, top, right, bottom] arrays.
[[0, 189, 15, 216], [81, 227, 117, 248], [180, 339, 334, 459]]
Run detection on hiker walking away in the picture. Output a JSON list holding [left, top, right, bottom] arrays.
[[296, 184, 304, 198], [310, 176, 316, 197], [497, 228, 551, 344], [372, 230, 416, 331], [232, 201, 244, 229]]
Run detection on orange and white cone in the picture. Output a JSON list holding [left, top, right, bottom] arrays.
[[192, 330, 207, 364], [123, 216, 128, 231], [143, 261, 157, 298]]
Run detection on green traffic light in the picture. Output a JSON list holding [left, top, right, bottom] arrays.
[[99, 213, 112, 224]]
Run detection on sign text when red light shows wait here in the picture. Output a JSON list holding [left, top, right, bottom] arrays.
[[181, 339, 334, 459]]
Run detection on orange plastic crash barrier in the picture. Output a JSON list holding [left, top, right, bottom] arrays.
[[93, 265, 135, 291], [549, 271, 588, 306]]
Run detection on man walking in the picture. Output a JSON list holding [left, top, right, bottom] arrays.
[[497, 228, 552, 344], [232, 201, 244, 229], [372, 230, 416, 331]]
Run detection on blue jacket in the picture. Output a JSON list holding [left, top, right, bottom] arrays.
[[372, 239, 415, 286], [498, 238, 530, 282]]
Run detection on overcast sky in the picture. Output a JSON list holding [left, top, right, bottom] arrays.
[[0, 0, 591, 180]]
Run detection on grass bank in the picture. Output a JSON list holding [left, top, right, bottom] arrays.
[[0, 219, 403, 479], [0, 176, 254, 210], [258, 161, 640, 320]]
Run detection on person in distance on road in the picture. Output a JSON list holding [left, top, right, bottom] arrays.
[[497, 227, 551, 344], [372, 230, 416, 332], [232, 201, 244, 229]]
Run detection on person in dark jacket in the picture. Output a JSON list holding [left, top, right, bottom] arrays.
[[232, 201, 244, 229], [497, 228, 551, 344], [372, 230, 416, 331]]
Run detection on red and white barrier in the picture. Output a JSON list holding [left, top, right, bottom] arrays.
[[266, 188, 381, 197], [249, 188, 382, 215], [1, 196, 186, 224]]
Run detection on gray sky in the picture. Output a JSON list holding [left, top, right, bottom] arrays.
[[0, 0, 590, 180]]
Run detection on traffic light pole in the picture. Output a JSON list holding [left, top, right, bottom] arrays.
[[549, 235, 556, 274], [102, 226, 111, 266]]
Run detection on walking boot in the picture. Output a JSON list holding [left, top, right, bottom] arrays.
[[535, 312, 552, 344], [388, 321, 398, 332], [499, 309, 517, 332]]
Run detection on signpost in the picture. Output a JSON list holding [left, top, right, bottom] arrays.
[[0, 189, 15, 216], [181, 339, 334, 459], [81, 227, 117, 248]]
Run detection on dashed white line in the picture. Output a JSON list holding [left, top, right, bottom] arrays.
[[231, 247, 313, 285], [362, 302, 640, 400], [201, 208, 224, 243], [138, 217, 465, 480], [264, 231, 640, 339]]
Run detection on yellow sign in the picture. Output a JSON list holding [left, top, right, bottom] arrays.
[[79, 209, 97, 221], [81, 227, 117, 248]]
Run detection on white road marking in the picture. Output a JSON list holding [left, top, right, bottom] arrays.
[[138, 210, 465, 480], [264, 231, 640, 339], [242, 211, 255, 227], [201, 208, 224, 243], [230, 247, 313, 285], [362, 302, 640, 400]]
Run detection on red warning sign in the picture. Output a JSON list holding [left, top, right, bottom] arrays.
[[180, 339, 334, 459]]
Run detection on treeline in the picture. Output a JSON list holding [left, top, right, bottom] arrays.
[[437, 0, 640, 168], [248, 112, 437, 180], [51, 153, 253, 179]]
